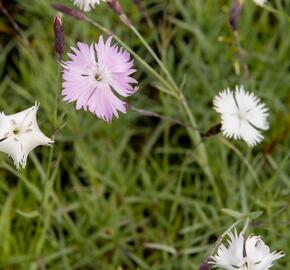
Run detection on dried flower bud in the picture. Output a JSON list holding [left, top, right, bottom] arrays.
[[53, 16, 65, 60], [203, 123, 222, 138], [107, 0, 123, 15], [229, 0, 244, 31], [51, 3, 88, 21], [107, 0, 132, 27]]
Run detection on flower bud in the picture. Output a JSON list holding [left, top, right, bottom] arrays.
[[203, 123, 222, 138], [107, 0, 123, 15], [53, 16, 65, 60], [229, 0, 244, 31], [199, 258, 212, 270], [51, 3, 88, 21], [107, 0, 132, 27]]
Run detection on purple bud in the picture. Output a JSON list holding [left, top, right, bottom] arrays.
[[107, 0, 132, 26], [107, 0, 123, 15], [53, 16, 65, 60], [199, 257, 212, 270], [51, 3, 88, 21], [229, 0, 244, 30]]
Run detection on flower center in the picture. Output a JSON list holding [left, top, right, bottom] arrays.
[[95, 73, 102, 81], [6, 119, 33, 140], [13, 128, 20, 135], [237, 111, 246, 121]]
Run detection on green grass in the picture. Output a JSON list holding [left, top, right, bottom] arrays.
[[0, 0, 289, 269]]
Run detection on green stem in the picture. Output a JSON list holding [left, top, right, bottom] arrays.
[[126, 20, 216, 188], [127, 17, 221, 206], [211, 219, 243, 256], [43, 65, 61, 206], [88, 16, 221, 205], [262, 4, 290, 23], [121, 18, 214, 180], [87, 18, 178, 98], [33, 62, 62, 267], [180, 93, 222, 207], [130, 25, 179, 92], [241, 217, 250, 234]]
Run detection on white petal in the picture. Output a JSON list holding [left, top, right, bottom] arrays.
[[245, 235, 284, 269], [253, 0, 267, 6], [213, 85, 269, 147], [245, 103, 269, 131], [20, 132, 53, 156], [235, 86, 269, 131], [235, 85, 259, 113], [221, 114, 241, 140], [72, 0, 104, 12], [0, 113, 12, 138], [239, 120, 263, 147], [0, 103, 53, 170], [213, 88, 238, 115], [0, 137, 25, 170], [211, 230, 245, 269]]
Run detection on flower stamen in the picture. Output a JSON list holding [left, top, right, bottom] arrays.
[[95, 73, 102, 81], [13, 128, 20, 135]]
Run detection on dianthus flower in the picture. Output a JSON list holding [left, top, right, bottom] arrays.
[[62, 36, 138, 122], [253, 0, 267, 6], [0, 103, 53, 169], [213, 85, 269, 147], [211, 230, 284, 269], [72, 0, 106, 12]]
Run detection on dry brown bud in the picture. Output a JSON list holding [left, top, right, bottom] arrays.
[[203, 123, 222, 138], [51, 3, 88, 21], [53, 16, 65, 60]]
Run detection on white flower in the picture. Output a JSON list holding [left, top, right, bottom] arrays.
[[0, 103, 54, 170], [213, 85, 269, 147], [211, 230, 284, 270], [253, 0, 267, 6], [211, 230, 245, 269], [72, 0, 106, 12], [245, 235, 284, 270]]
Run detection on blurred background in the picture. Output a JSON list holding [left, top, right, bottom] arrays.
[[0, 0, 289, 269]]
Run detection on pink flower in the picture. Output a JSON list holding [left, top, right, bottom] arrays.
[[61, 36, 138, 122]]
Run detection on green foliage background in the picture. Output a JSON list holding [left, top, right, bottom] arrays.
[[0, 0, 289, 269]]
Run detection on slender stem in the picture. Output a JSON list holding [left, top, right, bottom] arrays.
[[132, 0, 153, 28], [211, 219, 243, 256], [234, 31, 249, 79], [31, 62, 62, 269], [130, 25, 179, 92], [87, 16, 221, 205], [180, 93, 222, 207], [0, 2, 21, 33], [53, 65, 61, 129], [125, 19, 213, 170], [219, 137, 260, 185], [126, 17, 222, 206], [87, 18, 178, 98], [262, 4, 290, 23], [43, 65, 61, 206], [130, 105, 201, 131], [241, 217, 250, 234], [128, 21, 216, 186]]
